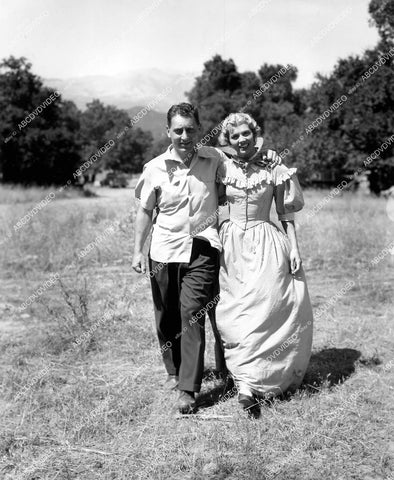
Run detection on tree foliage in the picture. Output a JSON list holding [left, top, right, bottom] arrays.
[[369, 0, 394, 43], [0, 58, 153, 185], [184, 0, 394, 191], [79, 100, 153, 175], [1, 0, 393, 191], [0, 56, 81, 184]]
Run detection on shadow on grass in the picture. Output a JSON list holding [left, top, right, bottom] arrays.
[[199, 348, 373, 409], [197, 368, 235, 409], [301, 347, 363, 393]]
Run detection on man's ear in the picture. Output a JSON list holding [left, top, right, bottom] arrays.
[[166, 125, 170, 138]]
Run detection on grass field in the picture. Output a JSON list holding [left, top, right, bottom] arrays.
[[0, 185, 393, 480]]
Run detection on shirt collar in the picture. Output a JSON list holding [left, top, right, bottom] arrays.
[[163, 144, 212, 162], [162, 145, 183, 163]]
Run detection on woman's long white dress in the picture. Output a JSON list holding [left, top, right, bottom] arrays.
[[216, 160, 313, 397]]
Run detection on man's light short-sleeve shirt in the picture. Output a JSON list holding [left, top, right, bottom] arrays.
[[135, 145, 226, 263]]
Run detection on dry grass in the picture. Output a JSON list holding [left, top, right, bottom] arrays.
[[0, 187, 393, 480], [0, 184, 94, 204]]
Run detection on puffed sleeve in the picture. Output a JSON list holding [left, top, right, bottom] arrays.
[[273, 165, 305, 221], [134, 163, 157, 210]]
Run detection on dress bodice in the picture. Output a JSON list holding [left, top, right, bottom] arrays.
[[226, 181, 274, 228], [218, 159, 299, 230]]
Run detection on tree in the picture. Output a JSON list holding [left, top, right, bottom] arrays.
[[188, 55, 242, 104], [296, 39, 394, 190], [0, 57, 156, 183], [187, 55, 243, 144], [182, 0, 394, 191], [110, 126, 153, 173], [147, 136, 171, 164], [79, 99, 153, 175], [0, 56, 81, 184], [369, 0, 394, 43], [186, 55, 303, 161]]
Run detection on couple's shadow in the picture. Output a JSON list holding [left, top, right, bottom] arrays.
[[197, 347, 368, 409]]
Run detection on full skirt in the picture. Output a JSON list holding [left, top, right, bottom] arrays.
[[216, 220, 313, 397]]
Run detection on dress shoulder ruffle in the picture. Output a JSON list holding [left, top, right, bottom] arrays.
[[273, 165, 298, 186], [218, 159, 298, 190]]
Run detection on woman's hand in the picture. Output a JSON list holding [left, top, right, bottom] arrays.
[[290, 249, 302, 274]]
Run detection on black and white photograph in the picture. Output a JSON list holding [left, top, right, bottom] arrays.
[[0, 0, 393, 479]]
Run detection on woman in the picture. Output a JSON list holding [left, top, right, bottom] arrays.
[[215, 113, 313, 413]]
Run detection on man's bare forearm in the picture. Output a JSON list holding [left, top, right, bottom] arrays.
[[134, 205, 153, 254]]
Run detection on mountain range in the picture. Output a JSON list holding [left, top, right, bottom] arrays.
[[43, 69, 196, 138], [127, 106, 167, 139]]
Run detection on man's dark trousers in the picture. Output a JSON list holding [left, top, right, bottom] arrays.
[[149, 238, 219, 393]]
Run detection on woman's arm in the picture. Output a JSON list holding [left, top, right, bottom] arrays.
[[274, 179, 302, 274], [281, 220, 302, 274]]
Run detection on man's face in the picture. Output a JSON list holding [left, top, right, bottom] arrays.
[[167, 114, 200, 159]]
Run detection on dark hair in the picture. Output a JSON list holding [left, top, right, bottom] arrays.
[[167, 102, 201, 127]]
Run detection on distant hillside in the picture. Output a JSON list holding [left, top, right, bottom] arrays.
[[44, 68, 196, 113], [128, 107, 167, 139]]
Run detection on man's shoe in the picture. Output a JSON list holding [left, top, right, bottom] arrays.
[[177, 390, 196, 414], [164, 375, 179, 391]]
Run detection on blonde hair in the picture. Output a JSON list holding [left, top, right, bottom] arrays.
[[218, 112, 261, 146]]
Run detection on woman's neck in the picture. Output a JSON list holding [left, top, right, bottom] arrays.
[[234, 149, 257, 163]]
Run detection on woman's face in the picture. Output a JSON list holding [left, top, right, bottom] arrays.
[[228, 123, 256, 159]]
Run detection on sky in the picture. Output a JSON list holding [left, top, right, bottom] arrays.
[[1, 0, 380, 88]]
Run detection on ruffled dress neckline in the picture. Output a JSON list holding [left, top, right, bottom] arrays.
[[220, 159, 297, 190]]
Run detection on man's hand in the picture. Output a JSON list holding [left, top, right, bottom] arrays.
[[290, 249, 302, 274], [262, 149, 282, 168], [132, 251, 147, 274]]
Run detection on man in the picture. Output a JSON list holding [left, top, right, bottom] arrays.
[[132, 103, 279, 414]]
